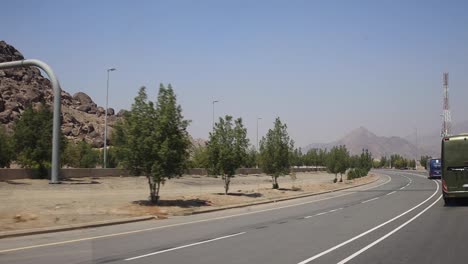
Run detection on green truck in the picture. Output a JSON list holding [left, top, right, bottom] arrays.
[[442, 134, 468, 204]]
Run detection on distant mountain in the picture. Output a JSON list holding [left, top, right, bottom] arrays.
[[304, 126, 425, 159]]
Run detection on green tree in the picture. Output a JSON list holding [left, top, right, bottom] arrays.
[[327, 146, 341, 183], [337, 145, 350, 182], [0, 127, 14, 168], [207, 115, 249, 194], [379, 156, 388, 168], [244, 147, 258, 168], [419, 155, 431, 169], [189, 145, 209, 168], [290, 148, 304, 167], [113, 85, 190, 203], [63, 140, 100, 168], [259, 117, 294, 189], [13, 105, 65, 177]]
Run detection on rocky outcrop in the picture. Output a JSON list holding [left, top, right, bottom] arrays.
[[0, 40, 122, 147]]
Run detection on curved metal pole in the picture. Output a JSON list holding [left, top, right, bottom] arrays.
[[0, 59, 61, 183]]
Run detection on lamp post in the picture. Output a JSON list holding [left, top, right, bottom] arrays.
[[212, 100, 219, 131], [256, 117, 262, 168], [104, 68, 116, 168]]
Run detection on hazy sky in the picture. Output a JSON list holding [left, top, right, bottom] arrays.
[[2, 0, 468, 147]]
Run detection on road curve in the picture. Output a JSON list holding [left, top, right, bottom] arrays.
[[0, 170, 453, 264]]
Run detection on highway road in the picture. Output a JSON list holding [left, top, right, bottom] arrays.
[[1, 170, 466, 264]]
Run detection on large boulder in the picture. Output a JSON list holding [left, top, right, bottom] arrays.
[[107, 108, 115, 116], [72, 92, 96, 106]]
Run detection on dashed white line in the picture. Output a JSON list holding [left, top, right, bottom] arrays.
[[386, 191, 396, 196], [296, 179, 439, 264], [329, 208, 344, 213], [125, 232, 246, 261], [316, 212, 328, 216], [361, 197, 380, 204]]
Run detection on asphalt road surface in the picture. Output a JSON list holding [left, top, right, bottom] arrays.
[[1, 170, 465, 264]]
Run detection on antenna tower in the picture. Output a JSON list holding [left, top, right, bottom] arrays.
[[441, 72, 452, 137]]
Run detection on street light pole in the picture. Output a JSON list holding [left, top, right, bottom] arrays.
[[104, 68, 116, 169], [256, 117, 262, 151], [212, 100, 219, 131], [256, 117, 262, 168]]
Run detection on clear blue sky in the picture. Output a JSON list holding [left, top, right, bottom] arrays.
[[2, 0, 468, 147]]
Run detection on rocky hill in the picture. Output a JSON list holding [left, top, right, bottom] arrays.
[[0, 40, 125, 147], [304, 126, 427, 159]]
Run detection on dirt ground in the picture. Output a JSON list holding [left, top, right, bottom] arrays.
[[0, 172, 376, 232]]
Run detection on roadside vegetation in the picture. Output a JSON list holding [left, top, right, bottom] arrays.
[[0, 85, 381, 203]]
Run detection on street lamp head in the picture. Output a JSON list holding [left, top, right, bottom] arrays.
[[213, 100, 219, 104], [107, 68, 116, 72]]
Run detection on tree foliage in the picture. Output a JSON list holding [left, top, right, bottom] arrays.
[[259, 117, 294, 189], [188, 144, 209, 168], [207, 115, 249, 194], [420, 155, 431, 169], [0, 127, 14, 168], [13, 105, 65, 177], [326, 145, 349, 182], [113, 85, 190, 203], [63, 140, 100, 168]]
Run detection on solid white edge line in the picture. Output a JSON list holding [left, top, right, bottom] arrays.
[[0, 174, 393, 254], [296, 179, 439, 264], [337, 195, 443, 264], [125, 232, 246, 261]]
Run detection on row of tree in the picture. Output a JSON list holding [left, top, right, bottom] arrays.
[[0, 84, 375, 204], [372, 154, 417, 169]]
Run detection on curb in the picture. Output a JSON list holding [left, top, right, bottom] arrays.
[[0, 216, 155, 239], [189, 174, 380, 215]]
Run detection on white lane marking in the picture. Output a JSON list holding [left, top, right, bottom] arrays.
[[0, 175, 392, 254], [329, 208, 344, 213], [296, 180, 439, 264], [399, 186, 406, 190], [304, 215, 314, 219], [316, 212, 328, 216], [125, 232, 246, 261], [337, 195, 443, 264], [386, 191, 396, 196], [361, 197, 379, 204]]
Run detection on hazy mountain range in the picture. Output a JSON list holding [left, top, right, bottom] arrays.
[[303, 122, 468, 159]]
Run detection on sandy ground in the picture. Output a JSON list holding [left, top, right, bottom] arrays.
[[0, 172, 376, 232]]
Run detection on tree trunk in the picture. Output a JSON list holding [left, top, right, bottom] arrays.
[[272, 176, 279, 189], [224, 175, 231, 195], [340, 173, 343, 182], [147, 176, 160, 204]]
